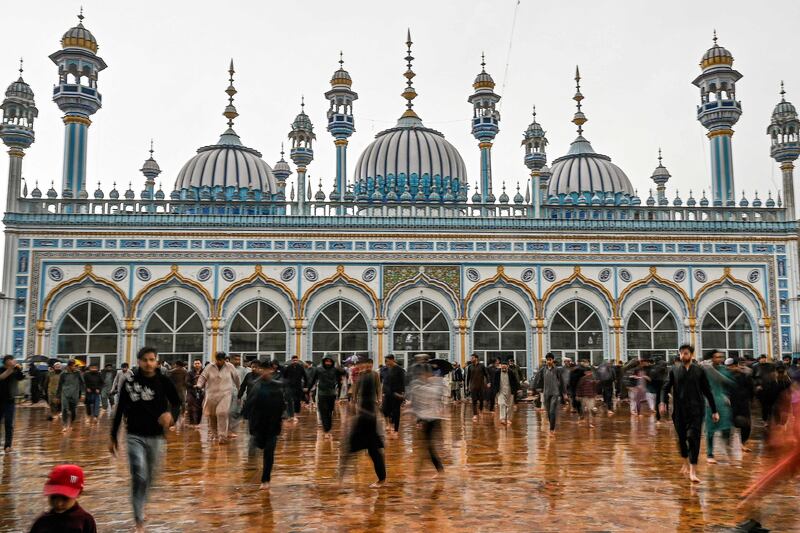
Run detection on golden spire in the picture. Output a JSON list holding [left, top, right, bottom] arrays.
[[401, 29, 419, 119], [223, 59, 238, 129], [572, 65, 587, 136]]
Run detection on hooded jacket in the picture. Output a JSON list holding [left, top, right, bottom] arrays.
[[309, 359, 345, 397]]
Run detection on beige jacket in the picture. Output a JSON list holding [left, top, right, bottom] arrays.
[[197, 362, 240, 402]]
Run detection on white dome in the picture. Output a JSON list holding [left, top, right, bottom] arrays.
[[547, 136, 634, 201], [175, 129, 277, 197]]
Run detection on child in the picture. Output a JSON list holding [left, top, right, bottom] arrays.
[[29, 464, 96, 533]]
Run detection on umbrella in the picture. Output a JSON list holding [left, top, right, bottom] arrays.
[[428, 359, 453, 373], [24, 355, 49, 364]]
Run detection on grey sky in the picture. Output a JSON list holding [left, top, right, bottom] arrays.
[[2, 0, 798, 214]]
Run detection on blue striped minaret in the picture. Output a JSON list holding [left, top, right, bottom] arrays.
[[468, 54, 501, 205], [325, 52, 357, 214]]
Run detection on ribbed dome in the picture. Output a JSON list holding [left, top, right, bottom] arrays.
[[62, 22, 99, 53], [547, 136, 634, 202], [5, 77, 33, 101], [700, 35, 733, 70], [330, 68, 352, 87], [354, 122, 467, 186], [174, 129, 277, 198], [772, 98, 797, 121]]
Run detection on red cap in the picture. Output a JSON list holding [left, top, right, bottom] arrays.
[[43, 464, 84, 499]]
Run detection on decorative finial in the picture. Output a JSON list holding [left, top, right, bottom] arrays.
[[401, 29, 419, 119], [280, 142, 285, 159], [658, 147, 662, 166], [149, 139, 154, 158], [712, 29, 717, 45], [339, 51, 344, 69], [532, 105, 536, 120], [78, 6, 84, 23], [780, 80, 786, 101], [572, 65, 587, 136], [223, 59, 238, 128], [301, 95, 305, 111], [481, 52, 486, 73], [18, 57, 23, 77]]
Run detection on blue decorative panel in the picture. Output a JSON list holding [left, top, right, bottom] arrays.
[[778, 257, 786, 277], [121, 240, 146, 249], [777, 245, 786, 253], [395, 242, 406, 250], [164, 240, 188, 249], [355, 242, 366, 251], [739, 244, 750, 253], [105, 240, 117, 248], [410, 242, 433, 251], [714, 244, 736, 253], [779, 290, 789, 301], [13, 317, 24, 328], [77, 239, 102, 248], [476, 242, 487, 251], [288, 241, 312, 250], [247, 241, 271, 250], [148, 240, 160, 248], [16, 251, 28, 274], [527, 243, 549, 251], [752, 244, 773, 253], [567, 243, 588, 252], [232, 241, 244, 250], [328, 242, 352, 250], [641, 244, 663, 252], [369, 242, 392, 251], [602, 243, 624, 252], [489, 242, 511, 251], [61, 239, 74, 248], [589, 243, 600, 252], [315, 241, 326, 250], [436, 242, 447, 251], [665, 244, 676, 252], [552, 243, 563, 252], [702, 243, 713, 253], [779, 279, 788, 289], [15, 276, 26, 286], [679, 244, 700, 253], [19, 239, 29, 248], [514, 243, 524, 251], [13, 330, 23, 357], [627, 244, 638, 252], [33, 239, 57, 248], [781, 327, 791, 350], [450, 242, 474, 251], [191, 240, 202, 249], [15, 289, 26, 314], [781, 315, 790, 325], [205, 240, 230, 249]]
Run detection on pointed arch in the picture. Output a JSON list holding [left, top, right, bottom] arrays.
[[463, 266, 537, 318], [216, 265, 297, 317], [385, 273, 460, 320], [693, 267, 768, 319], [300, 265, 380, 318], [617, 266, 691, 318], [130, 265, 213, 319], [41, 265, 128, 321], [541, 266, 616, 317]]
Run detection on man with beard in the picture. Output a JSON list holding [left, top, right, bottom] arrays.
[[185, 359, 205, 427], [492, 360, 520, 426], [308, 355, 346, 439], [465, 354, 489, 421], [196, 352, 240, 443], [660, 344, 718, 483]]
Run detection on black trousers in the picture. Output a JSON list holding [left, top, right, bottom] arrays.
[[471, 389, 484, 416], [451, 386, 462, 401], [382, 395, 401, 432], [544, 394, 560, 431], [420, 419, 443, 472], [368, 445, 387, 481], [487, 389, 496, 412], [733, 411, 751, 444], [601, 381, 614, 411], [318, 395, 335, 432], [651, 382, 664, 420], [261, 434, 278, 482], [674, 415, 703, 465]]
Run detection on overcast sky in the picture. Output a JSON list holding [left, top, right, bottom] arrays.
[[2, 0, 798, 219]]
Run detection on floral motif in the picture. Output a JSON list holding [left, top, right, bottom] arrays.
[[598, 268, 612, 282], [694, 269, 707, 283], [619, 269, 632, 283], [280, 267, 296, 282], [542, 268, 556, 282], [304, 268, 319, 282], [221, 267, 236, 282], [466, 268, 481, 282], [196, 268, 212, 282], [136, 267, 151, 282], [673, 269, 686, 283], [112, 267, 128, 282], [521, 268, 534, 283], [362, 268, 377, 283], [747, 269, 760, 283]]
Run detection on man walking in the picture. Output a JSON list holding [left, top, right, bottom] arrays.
[[282, 356, 307, 423], [228, 355, 249, 433], [0, 355, 24, 452], [246, 362, 285, 491], [450, 362, 464, 402], [660, 344, 719, 483], [110, 347, 181, 533], [57, 360, 85, 433], [110, 363, 132, 406], [197, 352, 240, 443], [100, 363, 115, 411], [492, 360, 520, 426], [533, 353, 567, 435], [465, 354, 489, 421], [186, 359, 204, 426], [168, 361, 189, 427], [45, 362, 63, 421], [83, 364, 103, 424], [381, 354, 405, 435], [308, 355, 345, 438]]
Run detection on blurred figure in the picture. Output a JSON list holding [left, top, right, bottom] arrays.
[[763, 365, 792, 435], [411, 365, 446, 475], [628, 360, 649, 416], [450, 362, 464, 402], [492, 360, 519, 426], [229, 354, 250, 433], [168, 361, 189, 427], [0, 356, 24, 451], [308, 356, 345, 438], [753, 354, 775, 424], [110, 363, 131, 406], [533, 353, 567, 435], [57, 360, 85, 433], [647, 357, 668, 422], [282, 355, 307, 423], [186, 359, 204, 427], [465, 354, 489, 421], [45, 362, 63, 421], [660, 344, 718, 483], [575, 364, 598, 429], [702, 350, 734, 464], [82, 364, 103, 424], [100, 363, 115, 411], [196, 352, 241, 443], [726, 357, 754, 452], [595, 359, 616, 416], [486, 358, 500, 413], [381, 354, 405, 436], [246, 361, 285, 491]]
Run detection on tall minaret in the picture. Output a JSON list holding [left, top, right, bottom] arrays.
[[468, 53, 501, 203], [288, 97, 315, 215], [140, 140, 161, 200], [49, 10, 107, 199], [273, 144, 292, 200], [0, 59, 38, 212], [324, 52, 357, 213], [521, 106, 547, 217], [650, 149, 671, 205], [692, 31, 742, 207], [767, 82, 800, 219]]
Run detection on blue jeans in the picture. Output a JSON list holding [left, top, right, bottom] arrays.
[[0, 402, 15, 448], [544, 394, 560, 432], [85, 392, 101, 418], [126, 434, 163, 525]]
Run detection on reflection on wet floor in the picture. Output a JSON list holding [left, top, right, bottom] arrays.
[[1, 402, 798, 532]]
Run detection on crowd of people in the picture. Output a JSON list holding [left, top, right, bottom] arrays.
[[4, 345, 799, 532]]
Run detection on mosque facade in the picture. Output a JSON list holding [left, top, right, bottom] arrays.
[[1, 16, 798, 377]]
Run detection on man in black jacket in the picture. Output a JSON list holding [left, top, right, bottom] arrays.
[[492, 360, 520, 426], [110, 347, 181, 532], [381, 354, 406, 435], [307, 356, 345, 438], [726, 357, 754, 452], [246, 362, 286, 491], [282, 356, 307, 422], [465, 354, 490, 421], [0, 356, 24, 451], [661, 344, 719, 483]]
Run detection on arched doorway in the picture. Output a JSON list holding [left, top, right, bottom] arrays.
[[144, 300, 205, 365], [227, 300, 287, 362], [391, 300, 451, 368], [625, 300, 679, 361], [701, 300, 754, 358], [472, 300, 528, 378], [549, 300, 605, 364], [56, 301, 119, 368], [311, 300, 369, 364]]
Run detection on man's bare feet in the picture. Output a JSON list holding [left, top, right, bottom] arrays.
[[680, 463, 689, 477], [259, 482, 270, 491], [689, 472, 701, 483], [706, 457, 717, 464], [369, 480, 386, 489], [742, 445, 752, 453], [607, 411, 614, 417], [135, 521, 146, 533], [549, 430, 556, 436], [472, 415, 478, 422]]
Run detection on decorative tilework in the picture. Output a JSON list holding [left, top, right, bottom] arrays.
[[641, 244, 663, 252], [552, 243, 563, 252], [165, 240, 188, 249], [665, 244, 676, 252], [369, 242, 392, 251], [13, 317, 24, 328], [205, 240, 230, 249], [33, 239, 57, 247], [288, 241, 312, 250], [410, 242, 433, 251], [489, 242, 511, 251], [679, 244, 700, 253], [191, 240, 202, 249], [362, 268, 377, 282], [77, 239, 102, 248], [627, 244, 638, 252], [715, 244, 736, 253], [315, 241, 326, 250], [13, 330, 23, 357], [514, 243, 524, 251], [16, 251, 28, 274], [779, 279, 788, 289], [18, 239, 29, 248], [450, 242, 474, 251], [777, 245, 786, 253], [61, 239, 74, 248], [777, 257, 786, 277], [355, 242, 366, 251], [527, 243, 549, 251], [589, 243, 600, 252], [14, 289, 26, 314], [425, 266, 460, 295], [15, 276, 26, 286], [328, 242, 352, 251], [602, 243, 624, 252], [232, 241, 244, 250], [105, 240, 117, 248], [567, 243, 588, 252], [121, 240, 146, 249], [395, 242, 406, 251], [476, 242, 487, 251], [384, 266, 420, 295], [436, 242, 447, 251], [739, 244, 750, 253], [148, 240, 160, 248], [702, 243, 713, 253], [753, 244, 773, 253], [247, 241, 271, 249]]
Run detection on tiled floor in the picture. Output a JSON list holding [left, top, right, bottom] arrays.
[[2, 401, 797, 532]]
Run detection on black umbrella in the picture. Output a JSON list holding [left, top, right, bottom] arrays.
[[24, 355, 49, 364], [428, 358, 453, 373]]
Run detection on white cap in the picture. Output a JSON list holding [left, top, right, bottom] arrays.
[[724, 358, 735, 366]]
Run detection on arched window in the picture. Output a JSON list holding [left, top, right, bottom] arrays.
[[57, 301, 119, 368], [392, 300, 450, 367], [625, 300, 679, 361], [311, 300, 369, 364], [549, 300, 605, 364], [228, 300, 287, 362], [701, 301, 754, 358], [473, 300, 528, 377], [144, 300, 205, 365]]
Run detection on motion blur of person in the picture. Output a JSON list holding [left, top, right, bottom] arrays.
[[647, 358, 668, 422], [485, 358, 500, 413], [304, 360, 315, 407], [28, 361, 48, 405], [595, 359, 616, 416], [110, 347, 181, 533], [628, 361, 650, 416], [660, 344, 718, 483], [185, 359, 204, 427], [282, 356, 308, 423], [753, 354, 775, 424], [82, 364, 103, 424], [246, 361, 286, 491], [228, 355, 250, 433], [307, 355, 345, 438], [726, 357, 754, 452], [411, 365, 446, 475], [45, 362, 63, 421], [533, 353, 567, 435], [340, 358, 386, 488], [508, 359, 523, 400], [57, 360, 85, 433], [492, 360, 519, 426], [196, 351, 241, 444], [575, 365, 598, 429], [381, 354, 405, 435], [168, 361, 189, 427], [0, 356, 24, 452], [701, 350, 735, 464], [559, 359, 573, 407], [100, 363, 115, 411], [466, 354, 489, 421], [110, 363, 131, 405], [568, 359, 591, 413], [450, 362, 464, 402], [763, 365, 792, 435]]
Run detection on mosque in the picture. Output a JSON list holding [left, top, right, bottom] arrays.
[[1, 13, 798, 378]]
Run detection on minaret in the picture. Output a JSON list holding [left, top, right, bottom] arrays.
[[324, 52, 357, 213], [49, 9, 107, 199], [273, 143, 292, 200], [692, 31, 742, 207], [468, 53, 501, 203], [140, 140, 161, 199], [521, 106, 547, 217], [0, 59, 38, 212], [288, 97, 315, 215], [400, 30, 420, 123], [650, 148, 671, 205], [767, 82, 800, 218]]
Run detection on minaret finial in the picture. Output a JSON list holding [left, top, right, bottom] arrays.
[[658, 147, 662, 165], [401, 29, 419, 119], [339, 51, 344, 69], [78, 6, 84, 23], [149, 139, 154, 158], [301, 95, 305, 111], [532, 105, 536, 120], [280, 142, 285, 159], [481, 52, 486, 73], [223, 59, 239, 129], [780, 80, 786, 101], [572, 65, 587, 136], [18, 57, 23, 77], [712, 29, 717, 45]]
